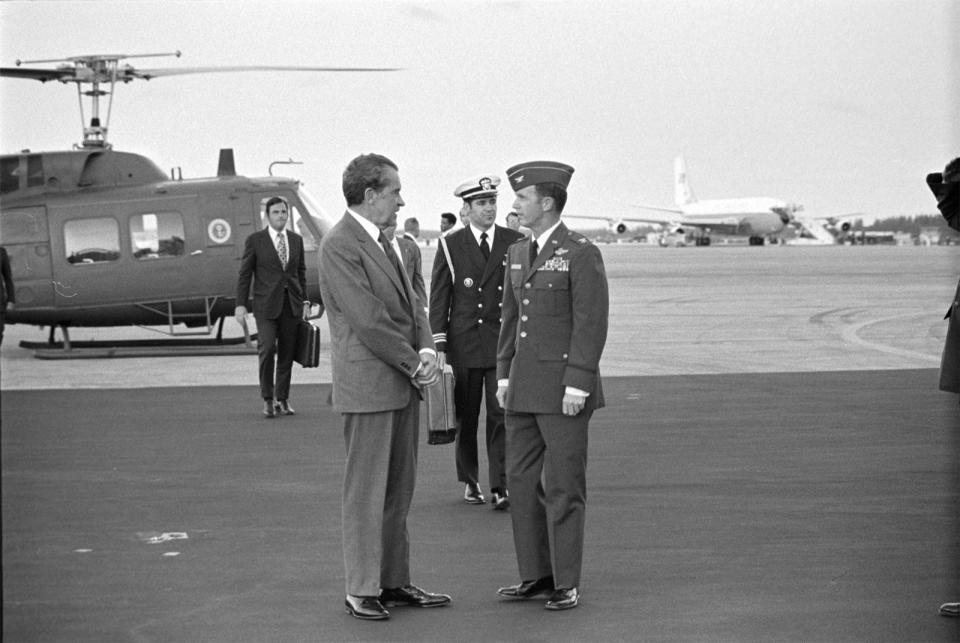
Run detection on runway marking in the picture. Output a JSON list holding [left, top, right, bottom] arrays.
[[840, 313, 941, 363]]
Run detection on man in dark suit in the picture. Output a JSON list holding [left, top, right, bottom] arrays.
[[0, 246, 15, 346], [235, 196, 309, 418], [430, 174, 524, 509], [386, 223, 427, 313], [495, 161, 609, 611], [318, 153, 451, 621], [927, 157, 960, 619]]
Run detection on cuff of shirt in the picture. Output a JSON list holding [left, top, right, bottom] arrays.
[[565, 386, 590, 397]]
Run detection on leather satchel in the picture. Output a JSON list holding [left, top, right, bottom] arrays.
[[294, 320, 321, 368]]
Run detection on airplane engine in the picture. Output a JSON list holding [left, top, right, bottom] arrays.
[[610, 220, 627, 234]]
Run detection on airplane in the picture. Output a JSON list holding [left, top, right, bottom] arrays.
[[0, 52, 398, 351], [574, 156, 803, 246]]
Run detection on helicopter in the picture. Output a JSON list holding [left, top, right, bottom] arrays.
[[0, 52, 398, 351]]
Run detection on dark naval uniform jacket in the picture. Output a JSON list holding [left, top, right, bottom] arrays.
[[497, 222, 608, 413], [430, 224, 525, 368]]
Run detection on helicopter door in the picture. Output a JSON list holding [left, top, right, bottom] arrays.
[[0, 206, 55, 309]]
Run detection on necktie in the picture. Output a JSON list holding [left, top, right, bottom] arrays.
[[529, 239, 539, 266], [479, 232, 490, 260], [277, 231, 288, 268], [378, 232, 405, 283]]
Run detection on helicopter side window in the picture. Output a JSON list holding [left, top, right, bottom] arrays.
[[1, 157, 19, 194], [26, 155, 44, 188], [64, 218, 120, 265], [130, 212, 185, 260]]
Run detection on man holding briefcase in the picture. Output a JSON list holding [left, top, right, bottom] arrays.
[[235, 196, 312, 419]]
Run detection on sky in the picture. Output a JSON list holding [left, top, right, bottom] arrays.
[[1, 0, 957, 231]]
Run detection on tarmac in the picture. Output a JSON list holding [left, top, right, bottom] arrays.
[[2, 244, 959, 642]]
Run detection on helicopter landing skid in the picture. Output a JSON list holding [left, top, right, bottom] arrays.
[[25, 335, 258, 360]]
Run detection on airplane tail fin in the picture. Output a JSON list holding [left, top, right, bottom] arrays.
[[674, 155, 696, 206]]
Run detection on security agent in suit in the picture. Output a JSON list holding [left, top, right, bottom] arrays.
[[0, 246, 15, 346], [235, 197, 310, 418], [318, 153, 451, 621], [495, 161, 609, 611], [429, 174, 524, 508], [385, 223, 428, 313], [928, 158, 959, 619]]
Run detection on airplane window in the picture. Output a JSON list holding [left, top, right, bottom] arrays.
[[27, 155, 44, 188], [64, 217, 120, 264], [130, 212, 185, 260], [1, 157, 19, 194]]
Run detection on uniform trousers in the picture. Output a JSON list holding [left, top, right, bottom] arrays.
[[341, 388, 419, 596], [505, 409, 590, 589], [254, 296, 299, 401], [453, 365, 506, 490]]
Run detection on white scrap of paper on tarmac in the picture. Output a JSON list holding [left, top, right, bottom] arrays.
[[137, 531, 189, 544]]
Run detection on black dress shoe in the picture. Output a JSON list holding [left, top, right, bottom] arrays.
[[263, 400, 276, 419], [344, 594, 389, 620], [941, 602, 960, 617], [497, 576, 555, 599], [545, 587, 580, 611], [380, 584, 451, 608], [491, 489, 510, 511], [464, 482, 485, 504], [275, 400, 295, 415]]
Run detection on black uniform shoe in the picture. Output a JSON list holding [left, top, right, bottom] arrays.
[[344, 595, 389, 620], [490, 489, 510, 511], [545, 587, 580, 611], [497, 576, 555, 599], [464, 482, 485, 504], [380, 584, 451, 608], [275, 400, 295, 415], [940, 602, 960, 617], [263, 400, 276, 418]]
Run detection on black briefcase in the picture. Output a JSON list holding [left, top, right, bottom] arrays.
[[294, 320, 321, 368], [425, 364, 457, 445]]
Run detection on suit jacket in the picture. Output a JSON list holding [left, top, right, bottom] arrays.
[[236, 228, 307, 319], [318, 213, 435, 413], [396, 235, 427, 309], [430, 225, 524, 368], [0, 247, 14, 309], [497, 222, 609, 413]]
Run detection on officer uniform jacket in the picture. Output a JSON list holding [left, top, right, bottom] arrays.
[[497, 222, 608, 414], [430, 224, 525, 368], [236, 228, 307, 320]]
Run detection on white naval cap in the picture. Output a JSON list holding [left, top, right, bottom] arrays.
[[454, 174, 501, 201]]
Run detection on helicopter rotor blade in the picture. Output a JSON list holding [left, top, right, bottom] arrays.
[[0, 67, 75, 82], [130, 66, 402, 80]]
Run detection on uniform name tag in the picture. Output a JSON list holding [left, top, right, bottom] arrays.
[[511, 264, 522, 270]]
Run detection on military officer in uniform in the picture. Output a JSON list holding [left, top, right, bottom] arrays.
[[495, 161, 609, 611], [430, 174, 525, 508]]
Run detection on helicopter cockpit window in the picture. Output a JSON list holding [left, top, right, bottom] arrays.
[[130, 212, 185, 260], [64, 218, 121, 265], [291, 205, 317, 251]]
